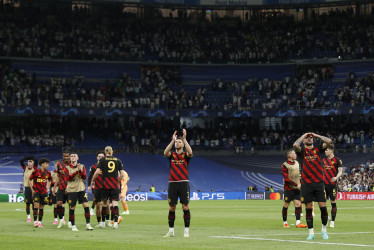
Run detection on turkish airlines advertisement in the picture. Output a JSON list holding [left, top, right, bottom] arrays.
[[337, 192, 374, 200]]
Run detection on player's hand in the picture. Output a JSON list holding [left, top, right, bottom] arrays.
[[52, 188, 56, 196], [87, 186, 92, 193], [297, 184, 301, 190], [172, 131, 177, 141], [182, 129, 187, 140], [331, 177, 337, 182]]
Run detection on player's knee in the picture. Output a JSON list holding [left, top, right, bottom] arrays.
[[169, 206, 176, 212]]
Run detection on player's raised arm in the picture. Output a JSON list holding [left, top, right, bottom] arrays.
[[182, 129, 193, 158], [311, 133, 332, 149], [293, 133, 309, 152], [164, 131, 177, 158]]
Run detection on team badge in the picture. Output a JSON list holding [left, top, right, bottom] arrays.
[[313, 150, 317, 154], [182, 155, 185, 158], [69, 200, 72, 204], [301, 197, 304, 202], [35, 197, 38, 201]]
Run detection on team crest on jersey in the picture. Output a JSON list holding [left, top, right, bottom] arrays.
[[301, 197, 304, 202], [313, 150, 317, 154], [182, 154, 185, 158]]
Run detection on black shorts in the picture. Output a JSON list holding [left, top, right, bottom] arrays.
[[68, 191, 88, 207], [168, 181, 190, 206], [301, 182, 326, 204], [325, 184, 337, 201], [93, 189, 102, 203], [101, 188, 119, 202], [33, 193, 48, 205], [56, 189, 68, 203], [24, 187, 32, 204], [284, 189, 301, 203]]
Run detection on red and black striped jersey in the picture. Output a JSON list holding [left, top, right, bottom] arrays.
[[168, 152, 191, 182], [29, 169, 52, 194], [297, 145, 326, 184], [323, 156, 342, 185], [88, 164, 103, 189], [97, 156, 124, 189], [57, 162, 69, 191]]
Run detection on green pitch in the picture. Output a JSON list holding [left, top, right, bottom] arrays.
[[0, 200, 373, 249]]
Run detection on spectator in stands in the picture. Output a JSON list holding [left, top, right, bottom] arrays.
[[136, 186, 142, 192], [150, 185, 155, 192]]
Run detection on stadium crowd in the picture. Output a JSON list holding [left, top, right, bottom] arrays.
[[1, 62, 374, 111], [338, 161, 374, 192], [0, 7, 374, 63]]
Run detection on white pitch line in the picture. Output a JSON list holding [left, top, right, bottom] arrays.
[[210, 236, 374, 247], [237, 231, 374, 237]]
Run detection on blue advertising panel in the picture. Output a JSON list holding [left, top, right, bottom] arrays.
[[190, 191, 246, 200]]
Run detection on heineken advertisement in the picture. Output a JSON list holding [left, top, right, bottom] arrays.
[[0, 194, 25, 202]]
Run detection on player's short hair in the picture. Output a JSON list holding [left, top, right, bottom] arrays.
[[327, 144, 335, 150], [62, 150, 70, 155], [96, 151, 105, 156], [285, 149, 295, 157], [39, 158, 50, 165], [105, 146, 113, 154], [176, 136, 183, 141], [70, 152, 78, 156]]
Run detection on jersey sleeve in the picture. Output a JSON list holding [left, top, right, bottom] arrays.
[[118, 159, 124, 171], [336, 157, 343, 168], [281, 164, 298, 187], [97, 158, 104, 170], [87, 165, 95, 184]]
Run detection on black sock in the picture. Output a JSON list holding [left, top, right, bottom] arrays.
[[38, 209, 44, 222], [320, 206, 328, 226], [112, 206, 119, 222], [282, 207, 288, 222], [168, 211, 175, 228], [295, 206, 301, 221], [97, 216, 101, 223], [102, 207, 107, 221], [331, 203, 337, 221], [84, 207, 90, 224], [54, 207, 57, 219], [57, 205, 63, 219], [33, 208, 38, 221], [306, 208, 313, 229], [91, 201, 96, 209], [69, 209, 75, 226], [183, 209, 190, 228], [26, 204, 30, 215]]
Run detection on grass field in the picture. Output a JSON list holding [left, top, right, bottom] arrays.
[[0, 200, 373, 249]]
